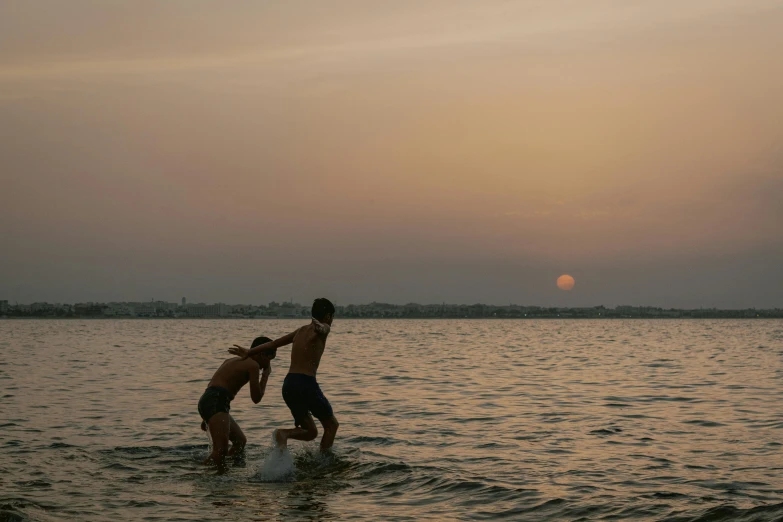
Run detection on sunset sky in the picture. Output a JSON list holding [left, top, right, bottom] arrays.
[[2, 1, 782, 308]]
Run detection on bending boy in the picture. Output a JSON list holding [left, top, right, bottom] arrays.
[[198, 336, 276, 472]]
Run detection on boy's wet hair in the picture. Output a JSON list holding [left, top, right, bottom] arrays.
[[251, 336, 276, 357], [311, 298, 335, 321]]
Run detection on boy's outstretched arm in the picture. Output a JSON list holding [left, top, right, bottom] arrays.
[[229, 330, 297, 359]]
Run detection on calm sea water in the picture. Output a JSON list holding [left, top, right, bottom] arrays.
[[1, 319, 782, 521]]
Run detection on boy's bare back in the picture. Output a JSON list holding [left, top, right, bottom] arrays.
[[288, 323, 328, 377], [208, 357, 262, 398]]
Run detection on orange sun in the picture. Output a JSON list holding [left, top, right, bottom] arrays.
[[557, 274, 575, 291]]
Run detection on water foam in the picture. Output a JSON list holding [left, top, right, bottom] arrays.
[[253, 431, 295, 482]]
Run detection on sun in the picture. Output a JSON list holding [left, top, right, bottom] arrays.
[[557, 274, 575, 291]]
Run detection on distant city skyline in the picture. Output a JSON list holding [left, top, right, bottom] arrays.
[[1, 290, 781, 310], [2, 299, 779, 319]]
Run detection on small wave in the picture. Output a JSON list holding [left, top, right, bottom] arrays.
[[105, 444, 205, 456], [661, 501, 783, 522], [49, 442, 75, 449], [649, 491, 688, 499], [683, 419, 726, 427], [103, 463, 138, 471], [121, 500, 160, 508], [0, 509, 27, 522], [429, 479, 536, 501], [345, 435, 399, 446], [686, 479, 773, 492], [13, 481, 51, 489], [589, 427, 623, 435], [355, 462, 411, 480], [0, 498, 50, 522], [473, 498, 566, 520]]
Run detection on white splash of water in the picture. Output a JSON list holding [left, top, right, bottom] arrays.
[[253, 431, 295, 482]]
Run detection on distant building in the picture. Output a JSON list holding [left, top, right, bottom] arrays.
[[73, 303, 104, 316], [0, 300, 8, 313], [182, 297, 186, 307], [134, 303, 157, 316], [277, 305, 301, 317], [186, 303, 230, 317], [30, 302, 55, 313], [104, 303, 135, 316], [154, 301, 178, 312]]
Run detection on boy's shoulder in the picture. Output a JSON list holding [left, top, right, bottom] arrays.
[[224, 356, 258, 372], [242, 357, 261, 369], [301, 320, 329, 337]]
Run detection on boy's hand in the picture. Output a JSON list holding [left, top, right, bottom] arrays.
[[229, 344, 250, 359]]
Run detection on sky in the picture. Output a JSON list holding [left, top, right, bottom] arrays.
[[1, 0, 782, 308]]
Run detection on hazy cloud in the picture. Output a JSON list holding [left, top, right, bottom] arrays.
[[1, 1, 781, 306]]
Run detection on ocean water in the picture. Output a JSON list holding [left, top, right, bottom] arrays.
[[1, 319, 782, 521]]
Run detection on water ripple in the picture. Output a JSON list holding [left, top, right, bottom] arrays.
[[1, 318, 782, 521]]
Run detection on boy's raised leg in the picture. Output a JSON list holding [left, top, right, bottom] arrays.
[[274, 415, 318, 450]]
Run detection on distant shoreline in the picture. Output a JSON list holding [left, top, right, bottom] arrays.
[[4, 301, 780, 319], [2, 316, 781, 320]]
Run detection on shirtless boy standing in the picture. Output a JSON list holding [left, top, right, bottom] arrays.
[[198, 335, 276, 471], [229, 298, 338, 453]]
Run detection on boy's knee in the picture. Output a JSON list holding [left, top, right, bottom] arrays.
[[305, 426, 318, 441], [326, 416, 339, 431], [234, 434, 247, 447]]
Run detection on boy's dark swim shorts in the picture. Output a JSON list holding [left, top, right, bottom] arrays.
[[282, 373, 334, 427], [198, 386, 232, 423]]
